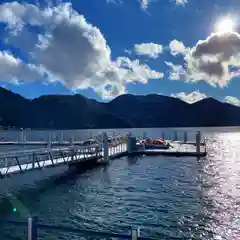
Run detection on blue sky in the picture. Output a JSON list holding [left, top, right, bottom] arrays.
[[0, 0, 240, 105]]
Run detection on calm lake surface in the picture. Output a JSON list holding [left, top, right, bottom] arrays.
[[1, 127, 240, 239]]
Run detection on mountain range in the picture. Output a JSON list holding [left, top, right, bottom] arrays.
[[1, 87, 240, 129]]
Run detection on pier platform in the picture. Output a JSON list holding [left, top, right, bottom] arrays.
[[0, 131, 207, 178], [134, 141, 207, 157], [0, 143, 127, 177]]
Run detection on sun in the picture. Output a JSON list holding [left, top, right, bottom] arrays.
[[215, 17, 235, 33]]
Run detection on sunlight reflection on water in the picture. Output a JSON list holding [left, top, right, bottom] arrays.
[[1, 129, 240, 239], [201, 132, 240, 239]]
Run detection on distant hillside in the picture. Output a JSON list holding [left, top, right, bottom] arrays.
[[0, 88, 131, 129], [0, 87, 240, 129], [107, 94, 240, 127]]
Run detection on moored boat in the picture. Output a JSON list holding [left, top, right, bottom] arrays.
[[137, 138, 170, 149]]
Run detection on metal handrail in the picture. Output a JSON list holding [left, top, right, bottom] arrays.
[[0, 144, 101, 158], [2, 217, 147, 240]]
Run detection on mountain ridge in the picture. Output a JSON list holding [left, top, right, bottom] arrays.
[[0, 87, 240, 129]]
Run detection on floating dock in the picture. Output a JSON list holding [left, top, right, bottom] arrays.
[[0, 131, 207, 178], [133, 141, 207, 157]]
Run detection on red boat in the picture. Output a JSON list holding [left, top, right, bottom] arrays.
[[137, 138, 169, 149]]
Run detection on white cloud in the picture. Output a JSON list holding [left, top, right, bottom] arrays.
[[0, 1, 164, 99], [169, 40, 187, 56], [166, 32, 240, 87], [115, 57, 164, 81], [140, 0, 149, 10], [224, 96, 240, 106], [171, 91, 207, 104], [175, 0, 188, 6], [96, 56, 164, 98], [0, 51, 42, 83], [141, 0, 188, 10], [124, 49, 132, 55], [165, 61, 186, 80], [134, 43, 163, 58]]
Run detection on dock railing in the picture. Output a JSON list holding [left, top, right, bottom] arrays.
[[0, 130, 207, 177], [1, 216, 149, 240]]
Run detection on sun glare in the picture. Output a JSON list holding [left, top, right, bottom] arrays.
[[215, 17, 235, 33]]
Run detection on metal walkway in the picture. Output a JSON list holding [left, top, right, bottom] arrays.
[[0, 142, 127, 178], [0, 131, 208, 178], [0, 141, 83, 146]]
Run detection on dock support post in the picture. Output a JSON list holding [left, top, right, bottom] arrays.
[[204, 137, 207, 154], [60, 132, 64, 144], [24, 131, 27, 142], [28, 216, 38, 240], [47, 134, 52, 149], [184, 132, 188, 143], [70, 136, 74, 146], [131, 228, 140, 240], [162, 132, 165, 140], [196, 132, 201, 155], [4, 157, 7, 168], [127, 136, 136, 154], [103, 132, 109, 162], [113, 132, 116, 146], [20, 131, 27, 142], [143, 132, 146, 139], [173, 131, 178, 141], [127, 136, 131, 154]]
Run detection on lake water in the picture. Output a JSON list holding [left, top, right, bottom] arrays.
[[1, 127, 240, 239]]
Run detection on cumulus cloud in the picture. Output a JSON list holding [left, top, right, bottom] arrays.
[[0, 51, 42, 83], [224, 96, 240, 106], [192, 32, 240, 60], [166, 32, 240, 87], [171, 91, 207, 104], [169, 40, 187, 56], [0, 1, 163, 99], [134, 43, 163, 58]]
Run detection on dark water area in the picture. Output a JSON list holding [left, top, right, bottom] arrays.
[[1, 127, 240, 239]]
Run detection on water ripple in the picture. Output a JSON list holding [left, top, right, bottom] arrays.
[[2, 129, 240, 239]]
